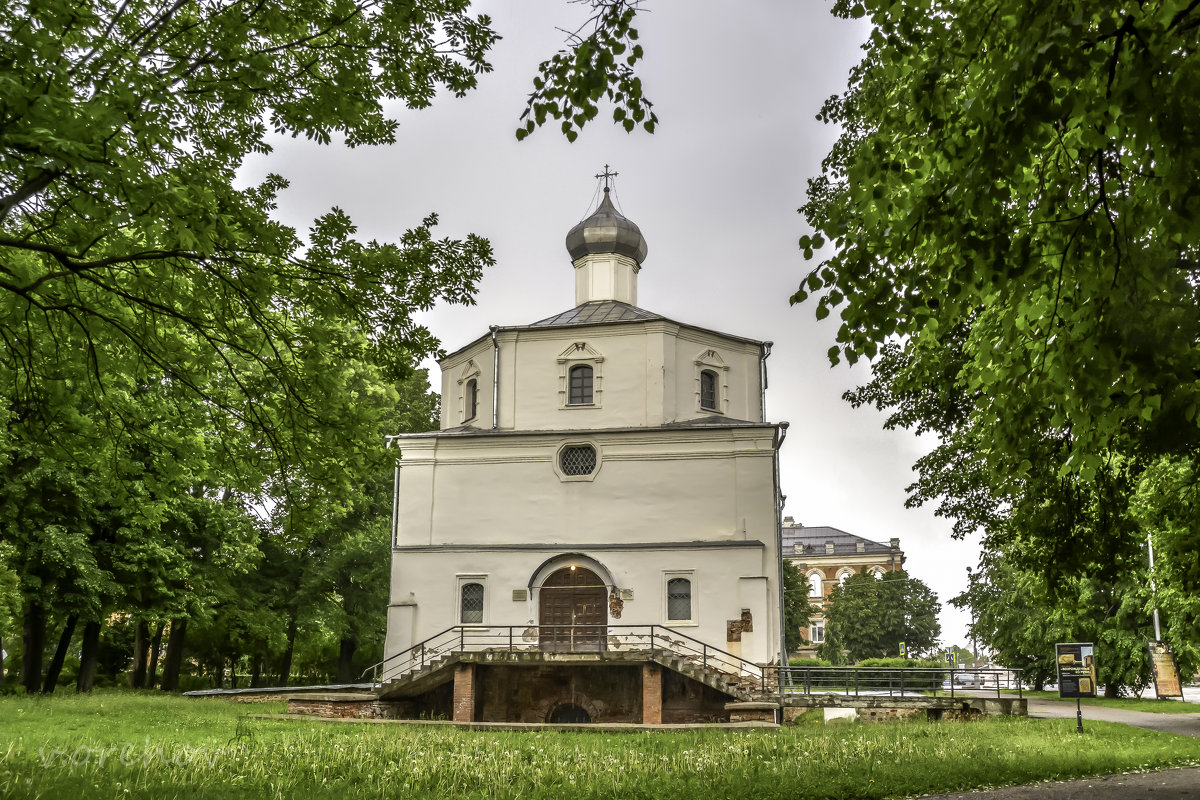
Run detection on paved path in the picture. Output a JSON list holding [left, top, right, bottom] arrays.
[[914, 767, 1200, 799], [914, 698, 1200, 799], [1025, 697, 1200, 738]]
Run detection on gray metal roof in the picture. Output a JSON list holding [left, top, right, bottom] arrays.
[[782, 525, 896, 558], [530, 300, 664, 327]]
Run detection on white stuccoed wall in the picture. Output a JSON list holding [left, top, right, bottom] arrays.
[[388, 251, 784, 674], [439, 319, 765, 431]]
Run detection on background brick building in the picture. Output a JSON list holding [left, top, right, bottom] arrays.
[[781, 519, 905, 658]]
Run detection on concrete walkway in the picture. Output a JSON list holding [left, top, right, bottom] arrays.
[[914, 767, 1200, 799], [1025, 697, 1200, 738], [914, 698, 1200, 799]]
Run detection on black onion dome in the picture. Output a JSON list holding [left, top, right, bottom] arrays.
[[565, 189, 649, 264]]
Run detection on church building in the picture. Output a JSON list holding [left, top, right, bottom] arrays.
[[377, 181, 789, 724]]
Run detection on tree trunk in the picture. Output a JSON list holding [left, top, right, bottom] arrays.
[[21, 600, 47, 695], [212, 660, 224, 689], [277, 610, 298, 686], [250, 656, 262, 688], [146, 622, 165, 689], [160, 618, 187, 692], [1104, 681, 1121, 699], [76, 620, 101, 693], [336, 637, 357, 683], [229, 656, 238, 689], [41, 614, 78, 694], [129, 620, 150, 689]]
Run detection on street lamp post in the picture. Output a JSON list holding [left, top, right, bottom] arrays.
[[966, 566, 977, 665]]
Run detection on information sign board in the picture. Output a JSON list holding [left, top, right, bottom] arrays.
[[1148, 641, 1183, 699], [1056, 642, 1097, 698]]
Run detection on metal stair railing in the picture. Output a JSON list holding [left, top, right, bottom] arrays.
[[360, 624, 769, 690]]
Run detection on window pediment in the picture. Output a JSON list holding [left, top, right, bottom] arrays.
[[556, 341, 605, 363], [457, 360, 483, 424], [557, 342, 604, 409], [693, 349, 729, 414]]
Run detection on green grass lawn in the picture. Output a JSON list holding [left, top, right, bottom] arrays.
[[1006, 690, 1200, 714], [1, 692, 1198, 799]]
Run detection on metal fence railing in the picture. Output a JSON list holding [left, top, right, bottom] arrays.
[[362, 624, 767, 689], [768, 666, 1024, 699], [362, 629, 1024, 703]]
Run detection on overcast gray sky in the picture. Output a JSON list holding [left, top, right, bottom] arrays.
[[242, 1, 983, 650]]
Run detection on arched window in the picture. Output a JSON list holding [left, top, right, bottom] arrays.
[[872, 567, 885, 580], [700, 369, 718, 411], [837, 568, 853, 586], [568, 364, 593, 405], [666, 577, 692, 621], [460, 582, 484, 624], [464, 378, 478, 421], [808, 572, 823, 599]]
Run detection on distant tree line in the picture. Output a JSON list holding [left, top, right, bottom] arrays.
[[0, 354, 439, 693], [0, 1, 655, 693]]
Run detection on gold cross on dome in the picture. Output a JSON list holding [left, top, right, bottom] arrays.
[[595, 164, 618, 189]]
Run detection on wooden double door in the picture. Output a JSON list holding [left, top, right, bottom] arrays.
[[539, 566, 607, 652]]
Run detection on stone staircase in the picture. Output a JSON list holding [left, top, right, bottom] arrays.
[[649, 652, 775, 701], [375, 648, 775, 703], [376, 653, 456, 699]]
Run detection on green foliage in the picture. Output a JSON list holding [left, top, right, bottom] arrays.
[[0, 541, 19, 674], [0, 0, 655, 690], [788, 657, 833, 668], [819, 570, 941, 664], [781, 558, 818, 654], [4, 693, 1200, 799], [1, 2, 496, 448], [517, 1, 657, 142], [848, 335, 1196, 695], [853, 657, 946, 690], [855, 657, 941, 670], [800, 1, 1200, 468], [954, 546, 1176, 695], [1131, 459, 1200, 670], [801, 2, 1200, 625]]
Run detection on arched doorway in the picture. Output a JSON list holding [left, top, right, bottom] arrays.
[[548, 703, 592, 723], [539, 565, 607, 652]]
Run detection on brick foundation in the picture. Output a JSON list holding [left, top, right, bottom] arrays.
[[642, 663, 662, 724], [475, 663, 641, 723], [857, 707, 926, 723], [452, 664, 476, 722], [287, 694, 405, 719], [661, 668, 733, 723]]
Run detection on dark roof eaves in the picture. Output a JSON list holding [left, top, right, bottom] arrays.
[[442, 309, 767, 363], [502, 313, 766, 347], [392, 420, 780, 440]]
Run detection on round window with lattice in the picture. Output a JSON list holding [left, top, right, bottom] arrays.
[[559, 444, 597, 476]]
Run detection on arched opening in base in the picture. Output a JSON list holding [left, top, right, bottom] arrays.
[[547, 703, 592, 724]]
